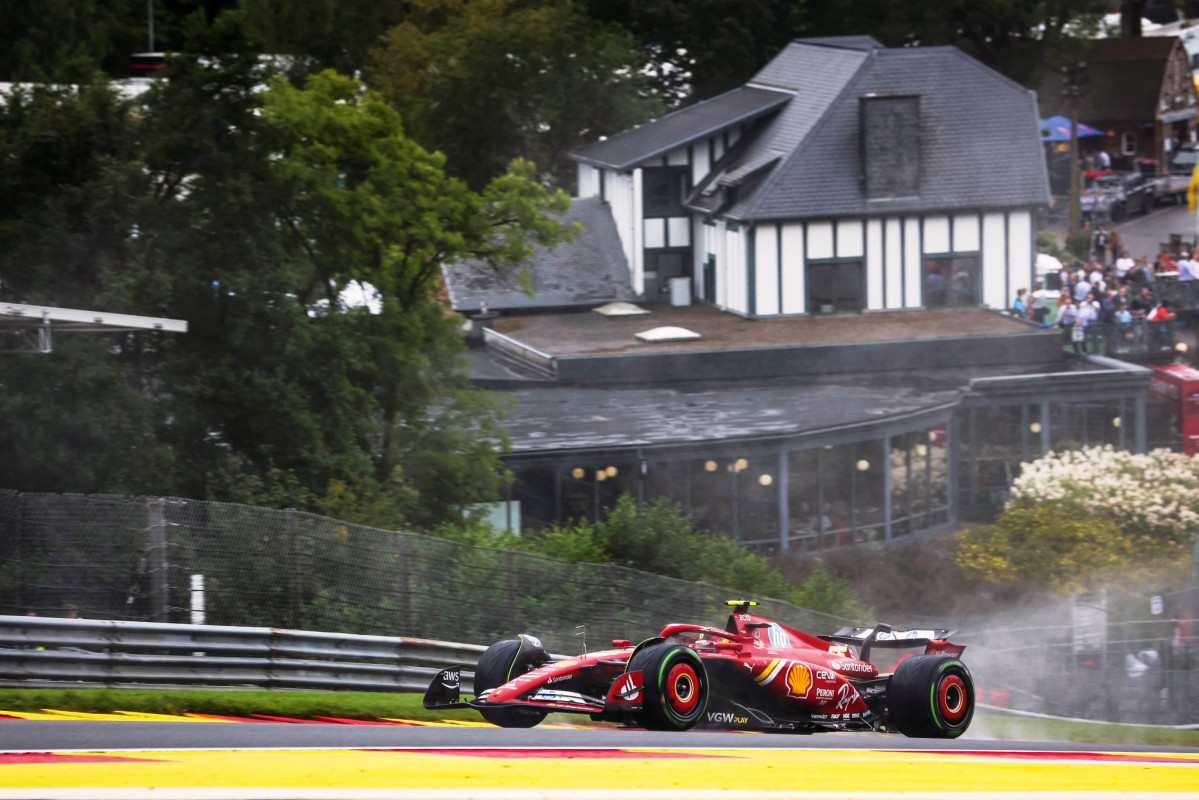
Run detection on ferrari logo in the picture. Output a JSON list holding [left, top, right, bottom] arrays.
[[785, 662, 812, 698]]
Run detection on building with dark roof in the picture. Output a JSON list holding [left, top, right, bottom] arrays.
[[448, 37, 1165, 554], [567, 36, 1049, 314], [1035, 37, 1197, 169]]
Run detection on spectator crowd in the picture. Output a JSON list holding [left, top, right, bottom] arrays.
[[1012, 224, 1184, 354]]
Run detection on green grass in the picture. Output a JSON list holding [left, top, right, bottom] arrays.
[[0, 689, 483, 722], [973, 714, 1199, 748]]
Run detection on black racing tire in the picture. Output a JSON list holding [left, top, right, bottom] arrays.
[[887, 655, 974, 739], [472, 635, 550, 728], [628, 642, 709, 731]]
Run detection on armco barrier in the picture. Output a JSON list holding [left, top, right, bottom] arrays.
[[0, 615, 486, 693]]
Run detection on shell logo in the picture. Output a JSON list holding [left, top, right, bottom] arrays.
[[785, 662, 812, 698]]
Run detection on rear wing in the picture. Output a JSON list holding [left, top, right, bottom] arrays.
[[827, 626, 957, 648]]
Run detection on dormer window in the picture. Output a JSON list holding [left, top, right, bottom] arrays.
[[643, 166, 690, 218], [861, 95, 921, 200]]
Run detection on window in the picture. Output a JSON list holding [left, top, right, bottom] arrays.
[[1121, 132, 1137, 156], [642, 167, 689, 218], [923, 256, 980, 308], [808, 261, 864, 314]]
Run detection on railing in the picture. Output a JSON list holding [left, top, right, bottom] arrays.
[[0, 615, 486, 693], [483, 327, 555, 375], [1058, 321, 1178, 357]]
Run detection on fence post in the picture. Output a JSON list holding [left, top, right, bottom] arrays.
[[286, 510, 302, 629], [506, 550, 518, 632], [146, 498, 168, 623], [397, 532, 412, 636]]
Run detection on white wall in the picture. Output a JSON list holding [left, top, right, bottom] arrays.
[[577, 164, 600, 198], [755, 223, 780, 315], [904, 217, 922, 308], [632, 168, 644, 294], [982, 212, 1007, 310], [727, 225, 746, 314], [1007, 210, 1032, 304], [692, 145, 711, 187], [605, 169, 636, 292], [884, 218, 903, 310], [865, 220, 884, 311], [781, 223, 805, 314]]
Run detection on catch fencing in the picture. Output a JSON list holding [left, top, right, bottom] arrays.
[[0, 615, 484, 692], [0, 491, 852, 656]]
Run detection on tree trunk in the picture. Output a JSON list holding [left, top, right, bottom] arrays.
[[1121, 1, 1144, 37]]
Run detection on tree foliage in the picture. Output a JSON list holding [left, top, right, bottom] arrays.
[[368, 0, 660, 188], [0, 14, 574, 530]]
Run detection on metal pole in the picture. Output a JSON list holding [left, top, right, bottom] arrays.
[[148, 0, 155, 52], [882, 436, 892, 541], [777, 450, 789, 551]]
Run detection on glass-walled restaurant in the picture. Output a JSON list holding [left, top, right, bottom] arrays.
[[504, 367, 1152, 553]]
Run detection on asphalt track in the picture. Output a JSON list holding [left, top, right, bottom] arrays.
[[2, 722, 1199, 798]]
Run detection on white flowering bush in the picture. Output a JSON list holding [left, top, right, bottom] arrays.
[[1008, 446, 1199, 552]]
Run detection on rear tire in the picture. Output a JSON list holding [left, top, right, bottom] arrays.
[[473, 636, 550, 728], [628, 642, 708, 731], [887, 655, 974, 739]]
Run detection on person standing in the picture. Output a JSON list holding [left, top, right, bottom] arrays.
[[1059, 298, 1082, 353], [1107, 227, 1123, 267], [1115, 250, 1135, 280], [1012, 287, 1028, 315], [1093, 225, 1110, 265]]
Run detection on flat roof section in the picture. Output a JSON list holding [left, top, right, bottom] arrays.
[[491, 306, 1037, 357]]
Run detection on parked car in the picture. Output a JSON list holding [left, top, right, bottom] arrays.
[[1089, 172, 1154, 219], [425, 600, 975, 738]]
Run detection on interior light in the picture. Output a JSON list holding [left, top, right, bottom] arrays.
[[1030, 422, 1042, 434], [606, 465, 618, 477], [596, 470, 607, 482], [856, 459, 870, 472], [704, 460, 718, 472], [735, 458, 749, 471], [915, 444, 928, 457], [1176, 342, 1189, 354], [758, 474, 773, 486], [1112, 417, 1122, 428], [571, 467, 584, 479]]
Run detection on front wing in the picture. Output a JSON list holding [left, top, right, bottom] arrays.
[[423, 668, 606, 715]]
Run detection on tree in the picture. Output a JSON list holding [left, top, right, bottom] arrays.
[[954, 446, 1199, 592], [0, 12, 576, 532], [239, 0, 410, 77], [368, 0, 660, 189]]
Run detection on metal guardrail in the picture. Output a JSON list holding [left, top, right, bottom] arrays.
[[0, 615, 486, 693]]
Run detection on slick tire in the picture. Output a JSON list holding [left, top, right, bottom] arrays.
[[887, 655, 974, 739], [473, 636, 550, 728], [629, 642, 709, 731]]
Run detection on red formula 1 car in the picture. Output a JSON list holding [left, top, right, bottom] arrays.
[[424, 601, 974, 738]]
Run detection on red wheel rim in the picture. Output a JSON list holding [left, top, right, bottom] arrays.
[[665, 661, 700, 715], [938, 674, 968, 723]]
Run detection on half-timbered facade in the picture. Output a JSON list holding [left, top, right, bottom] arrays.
[[570, 37, 1049, 317]]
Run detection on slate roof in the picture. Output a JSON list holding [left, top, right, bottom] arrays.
[[442, 197, 635, 312], [788, 35, 883, 52], [1035, 37, 1182, 123], [569, 86, 793, 171], [727, 46, 1050, 220]]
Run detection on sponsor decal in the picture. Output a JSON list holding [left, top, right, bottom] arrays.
[[834, 683, 859, 712], [555, 661, 577, 668], [767, 623, 792, 649], [784, 662, 813, 699], [814, 668, 834, 681], [547, 673, 576, 684], [440, 669, 460, 689], [520, 634, 543, 648], [706, 711, 749, 725], [615, 673, 641, 701], [752, 639, 764, 649], [831, 660, 874, 674], [828, 644, 849, 656], [752, 659, 786, 686], [738, 614, 752, 622], [815, 687, 834, 699]]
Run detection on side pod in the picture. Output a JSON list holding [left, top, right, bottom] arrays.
[[423, 667, 462, 709]]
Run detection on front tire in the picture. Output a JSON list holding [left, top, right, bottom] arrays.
[[887, 655, 974, 739], [628, 642, 709, 731], [473, 635, 550, 728]]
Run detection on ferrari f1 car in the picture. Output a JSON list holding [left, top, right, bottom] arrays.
[[425, 601, 974, 738]]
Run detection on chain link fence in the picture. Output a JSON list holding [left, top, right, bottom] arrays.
[[0, 491, 853, 655]]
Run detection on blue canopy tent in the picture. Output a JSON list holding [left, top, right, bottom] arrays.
[[1040, 115, 1104, 142]]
